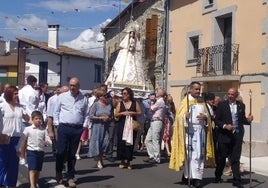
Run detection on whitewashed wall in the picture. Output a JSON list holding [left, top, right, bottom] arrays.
[[61, 56, 103, 90], [25, 48, 61, 87], [25, 48, 103, 89]]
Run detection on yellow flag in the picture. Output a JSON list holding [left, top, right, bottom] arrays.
[[124, 0, 129, 3]]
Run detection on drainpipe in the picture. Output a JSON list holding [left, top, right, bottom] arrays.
[[163, 0, 170, 91], [102, 35, 106, 82]]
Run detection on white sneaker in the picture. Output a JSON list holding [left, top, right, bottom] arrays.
[[19, 158, 26, 165], [75, 154, 81, 160]]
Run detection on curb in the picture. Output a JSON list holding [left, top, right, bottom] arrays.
[[241, 156, 268, 176]]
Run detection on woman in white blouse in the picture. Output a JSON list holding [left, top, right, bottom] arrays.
[[0, 85, 29, 188]]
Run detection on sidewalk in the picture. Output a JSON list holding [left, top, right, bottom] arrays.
[[240, 155, 268, 176]]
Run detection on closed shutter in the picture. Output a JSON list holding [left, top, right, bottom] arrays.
[[145, 15, 158, 61]]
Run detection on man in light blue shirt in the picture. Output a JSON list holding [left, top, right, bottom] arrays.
[[53, 77, 89, 188], [47, 85, 69, 156]]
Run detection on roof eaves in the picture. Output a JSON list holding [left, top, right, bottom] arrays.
[[101, 2, 137, 33], [16, 37, 103, 60]]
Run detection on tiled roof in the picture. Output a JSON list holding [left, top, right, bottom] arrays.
[[0, 54, 17, 66], [16, 37, 102, 60], [101, 0, 156, 33]]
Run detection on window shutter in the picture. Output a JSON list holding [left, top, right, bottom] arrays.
[[145, 15, 158, 61]]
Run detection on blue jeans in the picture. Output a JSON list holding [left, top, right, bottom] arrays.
[[56, 124, 83, 180]]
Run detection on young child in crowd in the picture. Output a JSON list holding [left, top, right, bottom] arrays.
[[18, 111, 46, 188]]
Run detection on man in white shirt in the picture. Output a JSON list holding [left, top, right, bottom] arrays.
[[53, 77, 89, 188], [19, 75, 39, 123]]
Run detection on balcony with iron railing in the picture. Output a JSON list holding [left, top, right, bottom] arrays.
[[196, 43, 239, 77]]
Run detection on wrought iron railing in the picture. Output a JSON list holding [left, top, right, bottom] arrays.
[[196, 43, 239, 76]]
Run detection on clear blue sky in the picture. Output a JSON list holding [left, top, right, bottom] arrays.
[[0, 0, 130, 56]]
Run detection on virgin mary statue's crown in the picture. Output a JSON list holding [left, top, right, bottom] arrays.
[[125, 20, 140, 33]]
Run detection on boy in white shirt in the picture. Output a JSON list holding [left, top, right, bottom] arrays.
[[18, 111, 46, 188]]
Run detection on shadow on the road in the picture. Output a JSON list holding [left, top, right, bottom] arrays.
[[103, 162, 122, 168], [28, 175, 115, 187], [241, 177, 266, 188], [75, 168, 99, 175], [242, 170, 254, 176], [76, 175, 114, 184], [133, 151, 148, 156], [132, 163, 157, 169], [160, 158, 171, 164]]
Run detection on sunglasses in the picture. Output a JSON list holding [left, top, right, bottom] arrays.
[[122, 92, 128, 95]]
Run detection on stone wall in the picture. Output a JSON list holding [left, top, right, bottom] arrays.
[[103, 0, 166, 91]]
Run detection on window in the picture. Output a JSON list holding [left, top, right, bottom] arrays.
[[39, 61, 48, 84], [205, 0, 214, 8], [186, 31, 201, 65], [191, 37, 199, 59], [0, 69, 7, 77], [94, 64, 101, 83], [187, 36, 199, 64], [202, 0, 217, 14]]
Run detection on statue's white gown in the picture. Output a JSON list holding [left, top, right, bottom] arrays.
[[105, 33, 145, 87]]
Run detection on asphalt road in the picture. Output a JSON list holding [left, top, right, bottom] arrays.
[[17, 145, 268, 188]]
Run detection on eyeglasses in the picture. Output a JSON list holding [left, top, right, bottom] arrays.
[[122, 92, 128, 95]]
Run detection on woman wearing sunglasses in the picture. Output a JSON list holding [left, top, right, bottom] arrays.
[[115, 87, 141, 169]]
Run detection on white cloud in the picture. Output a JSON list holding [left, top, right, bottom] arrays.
[[1, 0, 127, 55], [62, 19, 111, 58]]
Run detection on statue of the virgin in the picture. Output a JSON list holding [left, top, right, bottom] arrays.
[[105, 21, 145, 89]]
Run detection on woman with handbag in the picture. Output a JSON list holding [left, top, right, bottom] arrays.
[[87, 88, 113, 169], [115, 87, 141, 170]]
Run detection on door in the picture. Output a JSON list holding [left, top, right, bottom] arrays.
[[223, 17, 232, 75], [39, 61, 48, 84]]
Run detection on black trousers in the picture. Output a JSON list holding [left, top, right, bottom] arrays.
[[56, 124, 83, 180], [215, 135, 243, 183]]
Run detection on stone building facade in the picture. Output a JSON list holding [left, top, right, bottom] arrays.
[[102, 0, 167, 91]]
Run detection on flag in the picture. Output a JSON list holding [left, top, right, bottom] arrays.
[[112, 3, 119, 7], [124, 0, 128, 3]]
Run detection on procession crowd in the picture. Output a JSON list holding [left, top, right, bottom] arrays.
[[0, 75, 253, 188]]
